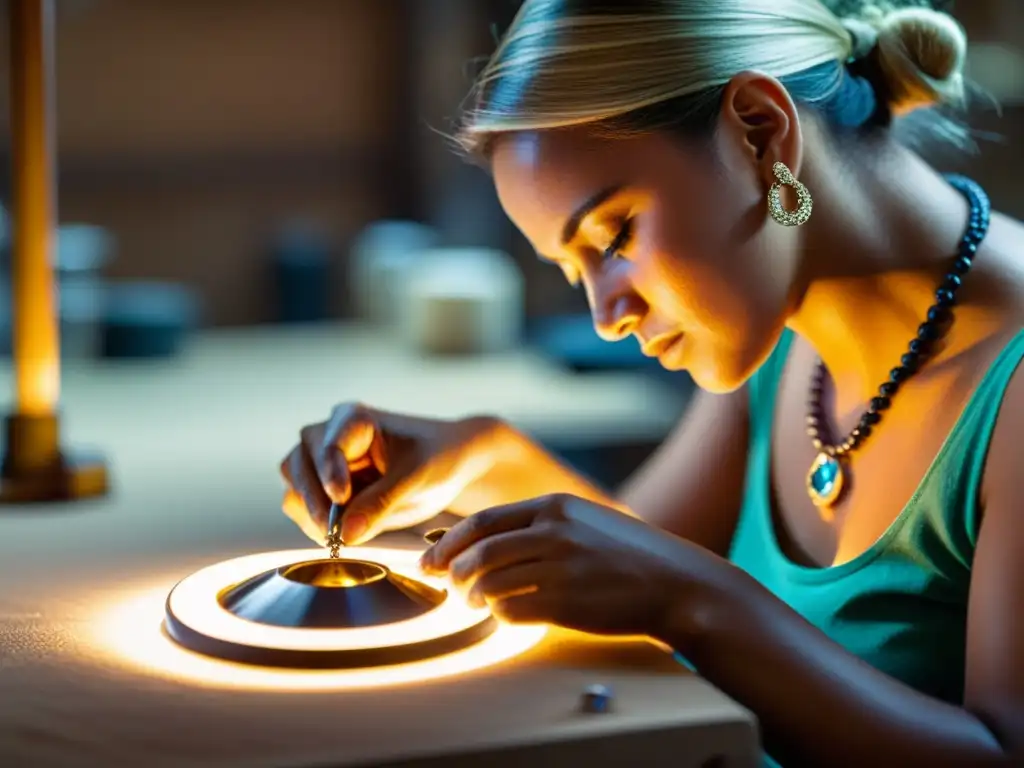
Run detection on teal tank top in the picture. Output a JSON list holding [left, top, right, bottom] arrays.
[[729, 329, 1024, 706]]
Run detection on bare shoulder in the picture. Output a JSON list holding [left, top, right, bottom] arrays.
[[972, 212, 1024, 508], [983, 212, 1024, 308], [977, 213, 1024, 509], [965, 230, 1024, 737], [981, 346, 1024, 511], [965, 336, 1024, 752]]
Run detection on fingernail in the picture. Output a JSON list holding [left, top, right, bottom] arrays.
[[418, 549, 436, 572], [467, 589, 484, 609], [341, 513, 368, 545], [325, 479, 352, 506]]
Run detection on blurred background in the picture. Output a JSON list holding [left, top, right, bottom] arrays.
[[0, 0, 1020, 503]]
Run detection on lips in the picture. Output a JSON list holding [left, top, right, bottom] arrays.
[[640, 333, 684, 359]]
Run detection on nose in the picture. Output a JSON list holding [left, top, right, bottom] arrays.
[[591, 284, 646, 342]]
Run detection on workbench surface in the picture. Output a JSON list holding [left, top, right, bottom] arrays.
[[0, 325, 755, 767]]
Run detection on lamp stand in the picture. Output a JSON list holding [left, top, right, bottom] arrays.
[[1, 0, 108, 503]]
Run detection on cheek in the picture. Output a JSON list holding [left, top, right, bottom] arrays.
[[632, 188, 795, 390], [636, 199, 766, 337]]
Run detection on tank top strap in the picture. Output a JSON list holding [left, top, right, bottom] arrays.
[[746, 328, 1024, 553], [935, 329, 1024, 548]]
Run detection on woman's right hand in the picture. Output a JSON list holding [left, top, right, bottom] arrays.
[[279, 403, 516, 546]]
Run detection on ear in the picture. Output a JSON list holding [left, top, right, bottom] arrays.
[[717, 72, 804, 187]]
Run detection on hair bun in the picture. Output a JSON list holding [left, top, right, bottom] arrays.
[[874, 7, 967, 115]]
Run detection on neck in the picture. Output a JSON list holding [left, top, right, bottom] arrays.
[[786, 143, 988, 415]]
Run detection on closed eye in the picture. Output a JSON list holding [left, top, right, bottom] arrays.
[[603, 218, 634, 260]]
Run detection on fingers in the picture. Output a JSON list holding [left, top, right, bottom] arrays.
[[302, 421, 350, 506], [280, 403, 392, 544], [281, 402, 477, 546], [282, 488, 326, 544], [340, 466, 417, 545], [446, 529, 555, 594], [490, 591, 563, 625], [466, 560, 558, 609], [419, 499, 542, 573], [318, 403, 388, 503], [280, 443, 332, 538]]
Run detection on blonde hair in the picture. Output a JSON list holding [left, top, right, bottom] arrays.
[[457, 0, 971, 155]]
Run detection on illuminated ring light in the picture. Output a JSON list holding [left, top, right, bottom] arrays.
[[165, 547, 510, 669]]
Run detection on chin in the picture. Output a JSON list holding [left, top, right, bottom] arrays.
[[688, 366, 747, 395], [684, 341, 769, 395]]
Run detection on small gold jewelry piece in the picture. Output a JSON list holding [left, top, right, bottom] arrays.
[[768, 161, 813, 227], [423, 527, 449, 545], [325, 503, 343, 559], [326, 532, 342, 559]]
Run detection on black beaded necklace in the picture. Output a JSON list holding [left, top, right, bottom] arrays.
[[805, 175, 991, 508]]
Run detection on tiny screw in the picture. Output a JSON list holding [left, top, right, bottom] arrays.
[[325, 504, 343, 559], [580, 684, 613, 714]]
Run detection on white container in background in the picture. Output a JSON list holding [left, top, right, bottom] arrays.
[[349, 220, 440, 328], [399, 247, 525, 356]]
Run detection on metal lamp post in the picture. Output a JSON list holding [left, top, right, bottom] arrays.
[[2, 0, 107, 502]]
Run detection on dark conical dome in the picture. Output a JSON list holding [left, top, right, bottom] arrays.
[[217, 558, 446, 629]]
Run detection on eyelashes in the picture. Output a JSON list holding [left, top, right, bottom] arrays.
[[603, 218, 634, 260], [554, 217, 635, 289]]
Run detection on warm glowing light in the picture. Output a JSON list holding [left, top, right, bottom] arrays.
[[168, 547, 497, 651], [90, 547, 547, 692], [23, 361, 60, 415]]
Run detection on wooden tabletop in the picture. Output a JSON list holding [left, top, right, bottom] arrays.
[[0, 325, 756, 768]]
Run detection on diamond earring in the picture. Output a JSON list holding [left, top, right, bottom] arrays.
[[768, 162, 813, 227]]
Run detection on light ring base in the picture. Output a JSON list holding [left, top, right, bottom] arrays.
[[163, 548, 500, 670], [164, 606, 497, 669]]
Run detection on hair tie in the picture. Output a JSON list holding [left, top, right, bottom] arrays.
[[829, 17, 890, 128], [832, 66, 886, 128], [784, 60, 885, 129], [840, 18, 880, 62]]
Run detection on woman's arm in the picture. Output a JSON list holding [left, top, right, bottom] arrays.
[[669, 565, 1015, 767], [660, 377, 1024, 768], [456, 387, 751, 556], [618, 387, 750, 555]]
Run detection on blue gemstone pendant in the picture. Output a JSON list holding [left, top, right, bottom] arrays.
[[807, 452, 844, 508]]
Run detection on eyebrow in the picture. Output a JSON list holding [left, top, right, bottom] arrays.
[[559, 185, 624, 246]]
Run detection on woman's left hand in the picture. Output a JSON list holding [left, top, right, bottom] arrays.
[[418, 493, 741, 642]]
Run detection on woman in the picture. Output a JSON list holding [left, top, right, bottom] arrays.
[[280, 1, 1024, 765]]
